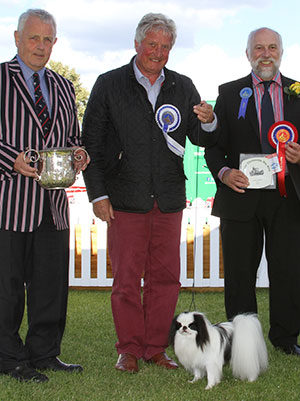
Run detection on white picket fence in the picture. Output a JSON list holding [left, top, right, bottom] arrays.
[[68, 192, 269, 289]]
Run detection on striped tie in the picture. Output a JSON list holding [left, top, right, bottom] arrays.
[[33, 73, 51, 137]]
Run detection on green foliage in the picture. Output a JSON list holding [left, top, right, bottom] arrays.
[[48, 60, 89, 124], [0, 289, 298, 401]]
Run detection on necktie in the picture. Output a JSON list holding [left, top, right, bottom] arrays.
[[33, 73, 51, 137], [261, 80, 274, 153]]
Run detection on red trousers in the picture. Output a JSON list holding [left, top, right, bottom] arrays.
[[108, 203, 182, 360]]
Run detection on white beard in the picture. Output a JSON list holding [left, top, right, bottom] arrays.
[[249, 56, 281, 80]]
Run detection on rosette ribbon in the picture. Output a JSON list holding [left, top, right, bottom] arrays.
[[155, 104, 184, 158], [268, 121, 298, 196]]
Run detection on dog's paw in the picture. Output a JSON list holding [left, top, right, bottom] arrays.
[[205, 379, 219, 390], [205, 383, 215, 390], [188, 376, 201, 384]]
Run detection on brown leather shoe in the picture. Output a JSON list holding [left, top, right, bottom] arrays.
[[115, 353, 138, 373], [147, 352, 178, 369]]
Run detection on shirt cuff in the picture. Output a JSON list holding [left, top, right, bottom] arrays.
[[201, 113, 217, 132], [218, 166, 231, 182], [92, 195, 109, 203]]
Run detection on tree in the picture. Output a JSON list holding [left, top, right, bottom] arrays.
[[48, 60, 89, 124]]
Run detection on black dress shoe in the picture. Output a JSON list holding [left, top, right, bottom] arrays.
[[278, 344, 300, 355], [32, 357, 83, 372], [6, 365, 48, 382]]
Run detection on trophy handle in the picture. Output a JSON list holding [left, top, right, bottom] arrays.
[[24, 148, 40, 163], [73, 147, 90, 173], [23, 149, 41, 181]]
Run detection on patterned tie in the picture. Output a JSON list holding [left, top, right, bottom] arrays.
[[261, 80, 275, 153], [33, 72, 51, 137]]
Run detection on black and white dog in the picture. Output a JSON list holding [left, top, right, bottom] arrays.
[[169, 312, 268, 389]]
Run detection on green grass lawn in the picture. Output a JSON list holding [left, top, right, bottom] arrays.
[[1, 288, 300, 401]]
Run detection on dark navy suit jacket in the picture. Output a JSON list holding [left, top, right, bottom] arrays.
[[205, 73, 300, 221]]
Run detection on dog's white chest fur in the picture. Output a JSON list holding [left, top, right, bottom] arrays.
[[175, 332, 201, 370]]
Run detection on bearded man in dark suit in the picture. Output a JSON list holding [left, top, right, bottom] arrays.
[[0, 9, 85, 382], [205, 27, 300, 356]]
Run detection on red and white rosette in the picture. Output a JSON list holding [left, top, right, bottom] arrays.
[[268, 121, 298, 196]]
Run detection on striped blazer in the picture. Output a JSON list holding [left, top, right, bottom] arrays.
[[0, 57, 81, 232]]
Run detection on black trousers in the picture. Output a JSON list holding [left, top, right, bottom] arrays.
[[220, 176, 300, 348], [0, 195, 69, 371]]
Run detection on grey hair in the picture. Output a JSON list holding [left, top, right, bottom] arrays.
[[246, 27, 283, 56], [17, 9, 57, 38], [135, 13, 177, 48]]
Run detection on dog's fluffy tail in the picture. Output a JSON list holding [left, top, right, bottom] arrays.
[[230, 314, 268, 382]]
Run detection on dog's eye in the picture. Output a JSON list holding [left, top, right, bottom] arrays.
[[189, 322, 197, 330], [175, 321, 182, 330]]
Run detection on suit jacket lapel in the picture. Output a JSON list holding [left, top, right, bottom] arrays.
[[242, 74, 260, 139], [281, 75, 294, 121]]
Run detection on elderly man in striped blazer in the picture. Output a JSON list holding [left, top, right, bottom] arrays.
[[0, 9, 84, 382]]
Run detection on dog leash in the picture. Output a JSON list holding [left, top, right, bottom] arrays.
[[187, 141, 201, 312]]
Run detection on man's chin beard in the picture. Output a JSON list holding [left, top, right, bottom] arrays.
[[255, 68, 278, 80], [250, 58, 281, 81]]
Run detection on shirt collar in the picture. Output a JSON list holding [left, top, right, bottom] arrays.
[[133, 56, 165, 85], [16, 54, 46, 81], [251, 70, 282, 87]]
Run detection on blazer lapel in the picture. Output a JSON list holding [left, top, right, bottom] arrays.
[[281, 75, 294, 121], [9, 59, 45, 139], [242, 74, 260, 138], [44, 69, 58, 146]]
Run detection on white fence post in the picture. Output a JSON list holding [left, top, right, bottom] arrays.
[[192, 206, 206, 287], [208, 215, 224, 287], [179, 209, 193, 287], [69, 210, 76, 286], [96, 219, 113, 287]]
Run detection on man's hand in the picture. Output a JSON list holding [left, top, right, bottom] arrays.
[[222, 168, 249, 193], [193, 101, 214, 124], [13, 152, 38, 178], [93, 198, 114, 227], [285, 142, 300, 165]]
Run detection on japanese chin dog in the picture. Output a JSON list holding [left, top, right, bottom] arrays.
[[169, 312, 268, 390]]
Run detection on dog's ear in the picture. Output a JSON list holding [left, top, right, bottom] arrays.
[[193, 313, 210, 350], [168, 315, 179, 347]]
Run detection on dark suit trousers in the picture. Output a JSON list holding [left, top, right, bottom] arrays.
[[0, 195, 69, 371], [220, 176, 300, 348]]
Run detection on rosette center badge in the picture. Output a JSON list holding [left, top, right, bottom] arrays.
[[155, 104, 181, 133], [268, 121, 298, 148]]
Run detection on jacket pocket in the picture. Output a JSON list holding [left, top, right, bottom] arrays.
[[105, 150, 125, 177]]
